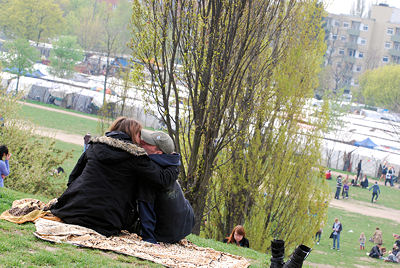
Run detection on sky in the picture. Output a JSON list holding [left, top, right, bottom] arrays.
[[324, 0, 400, 15]]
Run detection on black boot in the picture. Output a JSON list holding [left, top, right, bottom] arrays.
[[270, 239, 285, 268], [283, 245, 312, 268]]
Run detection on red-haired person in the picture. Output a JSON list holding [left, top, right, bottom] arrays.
[[223, 225, 250, 248]]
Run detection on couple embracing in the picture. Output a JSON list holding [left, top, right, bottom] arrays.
[[51, 117, 194, 244]]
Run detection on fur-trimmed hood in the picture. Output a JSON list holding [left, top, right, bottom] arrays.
[[90, 136, 147, 157]]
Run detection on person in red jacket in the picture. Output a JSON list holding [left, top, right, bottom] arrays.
[[325, 170, 332, 180]]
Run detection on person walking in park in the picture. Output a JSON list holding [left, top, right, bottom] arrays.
[[331, 218, 342, 251], [342, 182, 349, 199], [372, 227, 383, 245], [369, 181, 380, 203], [334, 175, 342, 199], [356, 160, 362, 180], [385, 166, 395, 187], [0, 145, 11, 188]]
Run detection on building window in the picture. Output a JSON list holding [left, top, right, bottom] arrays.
[[387, 28, 394, 35], [358, 52, 364, 58], [337, 63, 342, 68], [385, 42, 391, 49], [343, 22, 349, 28], [360, 39, 366, 45], [383, 56, 389, 62], [332, 34, 338, 40], [341, 35, 346, 41], [356, 66, 362, 72], [362, 25, 368, 31], [334, 21, 340, 27], [339, 49, 345, 55]]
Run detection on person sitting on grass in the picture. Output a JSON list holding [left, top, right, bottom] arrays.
[[223, 225, 250, 248], [384, 244, 400, 263], [136, 129, 195, 244], [369, 243, 384, 259]]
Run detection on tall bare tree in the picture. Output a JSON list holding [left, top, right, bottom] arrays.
[[131, 0, 329, 235]]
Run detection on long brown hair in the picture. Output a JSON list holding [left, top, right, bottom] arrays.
[[226, 225, 246, 245], [108, 117, 142, 144]]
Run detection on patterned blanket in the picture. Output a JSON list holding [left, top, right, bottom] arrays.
[[1, 199, 250, 268]]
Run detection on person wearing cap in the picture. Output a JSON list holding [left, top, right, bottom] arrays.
[[137, 129, 194, 243], [51, 117, 179, 237]]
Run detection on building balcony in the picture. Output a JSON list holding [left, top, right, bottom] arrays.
[[344, 56, 356, 64], [347, 28, 360, 36], [388, 48, 400, 57], [391, 34, 400, 42], [345, 42, 358, 50]]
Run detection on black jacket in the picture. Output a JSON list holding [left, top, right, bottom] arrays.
[[51, 131, 178, 237], [147, 154, 195, 243], [223, 237, 250, 248]]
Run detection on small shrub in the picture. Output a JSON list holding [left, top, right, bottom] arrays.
[[0, 88, 71, 197]]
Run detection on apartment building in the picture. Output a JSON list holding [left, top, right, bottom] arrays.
[[323, 3, 400, 92]]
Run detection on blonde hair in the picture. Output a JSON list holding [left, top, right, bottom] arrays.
[[108, 117, 142, 144], [360, 232, 365, 238]]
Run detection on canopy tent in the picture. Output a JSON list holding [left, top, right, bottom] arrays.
[[354, 137, 377, 149]]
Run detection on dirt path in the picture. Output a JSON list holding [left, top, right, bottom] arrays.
[[329, 198, 400, 224], [35, 127, 83, 146], [19, 101, 100, 122]]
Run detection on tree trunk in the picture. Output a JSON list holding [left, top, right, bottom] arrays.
[[16, 75, 20, 94]]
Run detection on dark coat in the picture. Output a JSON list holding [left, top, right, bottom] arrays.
[[223, 237, 250, 248], [147, 154, 195, 243], [51, 131, 178, 237]]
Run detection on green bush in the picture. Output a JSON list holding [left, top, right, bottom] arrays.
[[0, 89, 71, 197]]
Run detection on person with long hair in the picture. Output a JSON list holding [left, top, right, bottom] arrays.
[[223, 225, 249, 248], [51, 117, 178, 237], [0, 145, 11, 187]]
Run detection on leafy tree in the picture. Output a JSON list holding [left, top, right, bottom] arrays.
[[61, 0, 104, 52], [98, 0, 132, 105], [0, 89, 71, 197], [359, 65, 400, 112], [131, 0, 330, 242], [204, 1, 331, 252], [0, 0, 64, 44], [1, 38, 39, 93], [49, 36, 84, 78]]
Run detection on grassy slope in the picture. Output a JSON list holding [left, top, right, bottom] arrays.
[[14, 101, 400, 267], [306, 206, 399, 267], [0, 188, 266, 267], [325, 176, 400, 210], [20, 104, 101, 136]]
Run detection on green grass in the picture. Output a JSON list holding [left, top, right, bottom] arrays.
[[52, 139, 83, 176], [24, 99, 100, 119], [325, 177, 400, 210], [305, 207, 400, 267], [20, 104, 103, 136], [0, 187, 266, 267]]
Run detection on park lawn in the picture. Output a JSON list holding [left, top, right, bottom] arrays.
[[325, 177, 400, 210], [20, 103, 102, 136], [24, 100, 100, 119], [52, 139, 83, 176], [305, 207, 400, 267], [0, 188, 267, 267]]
